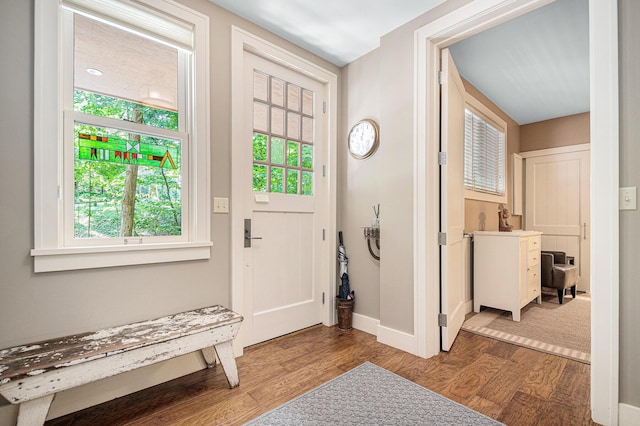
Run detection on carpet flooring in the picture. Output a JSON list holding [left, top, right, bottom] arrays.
[[245, 362, 503, 425], [462, 292, 590, 363]]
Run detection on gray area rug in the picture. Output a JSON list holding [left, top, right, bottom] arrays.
[[245, 362, 503, 425], [462, 293, 590, 363]]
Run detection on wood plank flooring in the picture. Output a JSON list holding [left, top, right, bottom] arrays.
[[46, 327, 597, 425]]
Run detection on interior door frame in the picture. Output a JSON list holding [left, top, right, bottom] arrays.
[[230, 26, 338, 355], [414, 1, 619, 425]]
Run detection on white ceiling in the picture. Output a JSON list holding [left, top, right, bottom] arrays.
[[209, 0, 589, 125], [449, 0, 589, 124]]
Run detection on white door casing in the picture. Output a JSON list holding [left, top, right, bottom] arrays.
[[524, 146, 590, 292], [415, 1, 617, 424], [230, 27, 338, 352], [440, 49, 466, 351]]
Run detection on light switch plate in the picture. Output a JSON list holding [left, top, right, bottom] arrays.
[[619, 187, 637, 211], [213, 197, 229, 213]]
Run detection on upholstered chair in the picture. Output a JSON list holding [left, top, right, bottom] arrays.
[[540, 251, 579, 304]]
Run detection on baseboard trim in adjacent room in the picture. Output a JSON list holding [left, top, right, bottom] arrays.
[[376, 324, 417, 355], [619, 403, 640, 426], [352, 312, 379, 336]]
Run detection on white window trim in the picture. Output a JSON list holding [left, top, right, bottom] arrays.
[[463, 93, 508, 204], [32, 0, 211, 273]]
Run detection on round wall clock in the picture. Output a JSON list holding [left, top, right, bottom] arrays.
[[348, 119, 379, 159]]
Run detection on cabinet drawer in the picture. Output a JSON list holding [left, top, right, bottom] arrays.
[[527, 266, 540, 285], [528, 250, 540, 266], [527, 235, 540, 251]]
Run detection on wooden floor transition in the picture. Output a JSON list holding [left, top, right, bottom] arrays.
[[46, 326, 596, 425]]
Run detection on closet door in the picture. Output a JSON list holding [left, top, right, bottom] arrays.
[[525, 148, 590, 292]]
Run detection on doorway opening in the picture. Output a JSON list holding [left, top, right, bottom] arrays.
[[414, 1, 619, 424]]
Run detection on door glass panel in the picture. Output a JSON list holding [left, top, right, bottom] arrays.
[[253, 71, 268, 102], [271, 137, 284, 165], [302, 171, 313, 196], [287, 112, 300, 140], [271, 107, 285, 136], [253, 164, 267, 192], [286, 169, 299, 194], [287, 141, 299, 167], [253, 133, 267, 161], [302, 116, 313, 143], [271, 167, 284, 193], [271, 78, 285, 107], [287, 84, 300, 112], [301, 145, 313, 169], [302, 89, 313, 116], [253, 102, 268, 132]]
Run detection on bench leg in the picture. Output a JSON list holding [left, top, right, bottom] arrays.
[[214, 341, 239, 388], [17, 394, 55, 426], [201, 346, 217, 368]]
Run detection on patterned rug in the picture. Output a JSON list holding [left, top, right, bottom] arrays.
[[245, 362, 503, 425], [462, 293, 590, 363]]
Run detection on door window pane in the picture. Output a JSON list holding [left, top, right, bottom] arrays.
[[286, 170, 299, 194], [287, 141, 299, 167], [253, 133, 267, 161], [302, 145, 313, 169], [253, 164, 267, 192], [271, 137, 284, 165], [271, 167, 284, 193]]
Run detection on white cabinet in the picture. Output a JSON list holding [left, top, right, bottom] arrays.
[[473, 231, 542, 321]]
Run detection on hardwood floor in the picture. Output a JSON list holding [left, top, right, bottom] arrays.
[[46, 326, 597, 425]]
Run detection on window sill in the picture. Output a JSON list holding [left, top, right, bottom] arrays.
[[31, 241, 213, 273], [464, 189, 507, 204]]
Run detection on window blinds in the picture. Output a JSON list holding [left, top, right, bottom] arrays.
[[464, 109, 505, 196], [62, 0, 193, 51]]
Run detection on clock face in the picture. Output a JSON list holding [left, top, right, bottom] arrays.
[[348, 119, 379, 159]]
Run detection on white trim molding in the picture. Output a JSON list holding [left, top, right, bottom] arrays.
[[377, 325, 418, 355], [520, 143, 590, 158], [619, 403, 640, 426], [352, 312, 379, 336], [414, 1, 618, 424]]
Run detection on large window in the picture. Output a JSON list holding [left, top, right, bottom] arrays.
[[463, 96, 507, 203], [32, 0, 211, 272]]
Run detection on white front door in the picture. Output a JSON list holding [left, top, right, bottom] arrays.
[[241, 52, 328, 345], [440, 49, 466, 351], [525, 148, 590, 292]]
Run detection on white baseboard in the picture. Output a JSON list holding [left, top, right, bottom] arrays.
[[376, 324, 417, 355], [352, 312, 379, 336], [464, 299, 473, 314], [619, 403, 640, 425]]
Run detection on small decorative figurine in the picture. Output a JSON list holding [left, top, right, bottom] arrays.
[[498, 203, 513, 232]]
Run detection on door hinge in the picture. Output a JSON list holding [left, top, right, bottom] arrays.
[[438, 232, 447, 245], [57, 185, 62, 198], [323, 101, 326, 113], [322, 228, 326, 241], [438, 152, 447, 165], [438, 313, 447, 327], [322, 292, 325, 304], [323, 165, 326, 177], [438, 71, 446, 85]]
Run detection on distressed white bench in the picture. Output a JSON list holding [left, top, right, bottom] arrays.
[[0, 305, 243, 426]]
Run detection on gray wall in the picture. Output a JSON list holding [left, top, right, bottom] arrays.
[[618, 0, 640, 408], [339, 49, 381, 321], [0, 0, 339, 422]]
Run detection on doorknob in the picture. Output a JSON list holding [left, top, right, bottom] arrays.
[[244, 218, 262, 247]]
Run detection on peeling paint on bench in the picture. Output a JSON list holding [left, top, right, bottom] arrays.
[[0, 306, 243, 426]]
